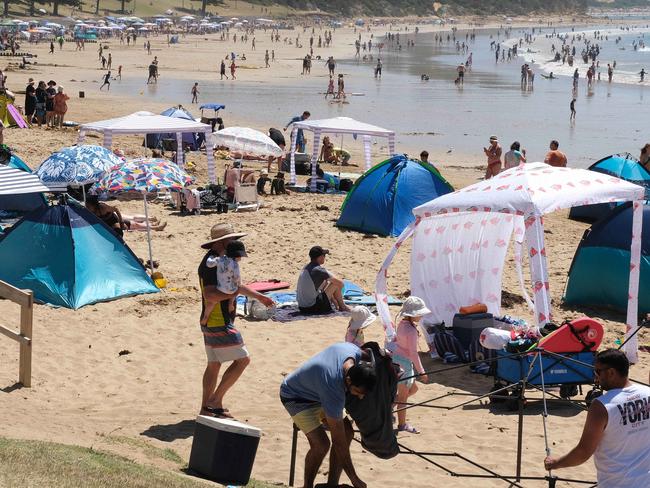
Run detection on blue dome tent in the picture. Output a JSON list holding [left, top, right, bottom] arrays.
[[564, 202, 650, 314], [569, 153, 650, 222], [0, 154, 47, 213], [0, 202, 158, 309], [145, 106, 205, 151], [336, 155, 453, 237]]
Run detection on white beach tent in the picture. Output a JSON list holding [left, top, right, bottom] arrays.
[[78, 111, 217, 183], [375, 163, 646, 362], [0, 165, 50, 195], [288, 116, 396, 190]]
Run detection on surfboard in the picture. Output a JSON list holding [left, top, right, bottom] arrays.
[[7, 104, 28, 128]]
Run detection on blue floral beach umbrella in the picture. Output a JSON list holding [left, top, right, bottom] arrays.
[[36, 145, 124, 190]]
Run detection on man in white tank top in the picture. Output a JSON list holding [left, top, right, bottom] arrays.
[[544, 349, 650, 487]]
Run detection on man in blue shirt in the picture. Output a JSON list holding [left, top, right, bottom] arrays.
[[284, 111, 310, 153], [280, 342, 376, 488]]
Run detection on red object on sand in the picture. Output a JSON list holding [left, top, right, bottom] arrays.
[[245, 280, 290, 292], [538, 317, 604, 353]]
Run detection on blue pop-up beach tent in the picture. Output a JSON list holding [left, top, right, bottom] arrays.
[[336, 155, 453, 237], [145, 106, 205, 151], [569, 153, 650, 222], [0, 202, 158, 309], [0, 154, 47, 213], [564, 202, 650, 314]]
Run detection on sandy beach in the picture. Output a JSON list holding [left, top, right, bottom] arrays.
[[1, 14, 649, 488]]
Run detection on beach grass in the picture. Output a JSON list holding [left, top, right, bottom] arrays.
[[0, 436, 287, 488]]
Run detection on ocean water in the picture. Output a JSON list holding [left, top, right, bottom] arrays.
[[108, 26, 650, 169]]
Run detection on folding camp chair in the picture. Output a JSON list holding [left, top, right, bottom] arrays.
[[234, 182, 260, 212]]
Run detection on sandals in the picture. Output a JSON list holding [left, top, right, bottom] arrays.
[[398, 423, 420, 434], [201, 406, 234, 419]]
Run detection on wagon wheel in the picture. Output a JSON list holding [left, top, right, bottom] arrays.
[[559, 384, 579, 399]]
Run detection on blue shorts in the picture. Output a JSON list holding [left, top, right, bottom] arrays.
[[393, 354, 415, 388]]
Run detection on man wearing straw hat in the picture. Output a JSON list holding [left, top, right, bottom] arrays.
[[198, 223, 273, 418]]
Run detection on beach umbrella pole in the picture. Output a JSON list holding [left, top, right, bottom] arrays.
[[82, 184, 86, 205], [142, 192, 155, 273]]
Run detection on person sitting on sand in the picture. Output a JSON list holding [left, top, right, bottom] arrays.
[[198, 224, 274, 419], [319, 136, 337, 164], [297, 246, 350, 314], [544, 349, 650, 486], [387, 296, 430, 434], [280, 342, 375, 488]]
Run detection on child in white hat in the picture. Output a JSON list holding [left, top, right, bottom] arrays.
[[345, 306, 376, 346], [388, 296, 430, 434]]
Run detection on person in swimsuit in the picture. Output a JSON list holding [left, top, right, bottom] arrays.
[[85, 196, 166, 238], [483, 135, 502, 179]]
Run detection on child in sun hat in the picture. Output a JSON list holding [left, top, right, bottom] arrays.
[[387, 296, 430, 434], [345, 306, 376, 346], [202, 240, 247, 321]]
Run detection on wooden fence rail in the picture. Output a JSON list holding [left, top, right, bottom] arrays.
[[0, 280, 33, 387]]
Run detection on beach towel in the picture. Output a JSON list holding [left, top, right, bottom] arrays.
[[345, 342, 399, 459], [272, 305, 349, 323], [342, 280, 402, 306]]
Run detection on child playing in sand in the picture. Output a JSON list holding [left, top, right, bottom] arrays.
[[201, 240, 247, 323], [345, 306, 376, 346], [387, 296, 430, 434]]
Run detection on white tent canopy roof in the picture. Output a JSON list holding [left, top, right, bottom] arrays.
[[0, 166, 49, 195], [291, 116, 395, 138], [79, 111, 211, 135], [414, 162, 645, 218]]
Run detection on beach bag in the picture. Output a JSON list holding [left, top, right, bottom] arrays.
[[245, 298, 275, 321], [480, 327, 512, 350], [339, 178, 353, 192]]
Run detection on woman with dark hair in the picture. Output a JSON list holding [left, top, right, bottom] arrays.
[[503, 141, 527, 170], [640, 143, 650, 171]]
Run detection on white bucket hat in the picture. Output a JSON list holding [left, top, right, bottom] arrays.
[[348, 306, 376, 331], [400, 296, 431, 318]]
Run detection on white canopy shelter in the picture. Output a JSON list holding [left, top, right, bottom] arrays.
[[0, 166, 50, 195], [288, 116, 396, 190], [78, 111, 217, 182], [375, 163, 646, 362]]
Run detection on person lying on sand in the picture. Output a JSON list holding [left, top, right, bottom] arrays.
[[85, 195, 167, 238]]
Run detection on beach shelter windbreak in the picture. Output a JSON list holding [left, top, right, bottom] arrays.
[[569, 153, 650, 222], [0, 203, 158, 309], [373, 163, 645, 362], [565, 202, 650, 315], [0, 154, 47, 212], [336, 155, 453, 237]]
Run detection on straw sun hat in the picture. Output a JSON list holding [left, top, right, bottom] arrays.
[[201, 223, 246, 249]]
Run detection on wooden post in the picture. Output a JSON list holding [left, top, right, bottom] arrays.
[[19, 291, 33, 387], [0, 280, 33, 387]]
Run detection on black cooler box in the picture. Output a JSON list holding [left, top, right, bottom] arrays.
[[452, 312, 494, 349], [189, 415, 261, 485]]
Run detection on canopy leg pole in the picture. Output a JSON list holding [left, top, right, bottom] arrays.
[[289, 128, 297, 185], [524, 216, 551, 326], [363, 135, 372, 171], [142, 192, 155, 274], [623, 199, 644, 363], [310, 131, 321, 192]]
